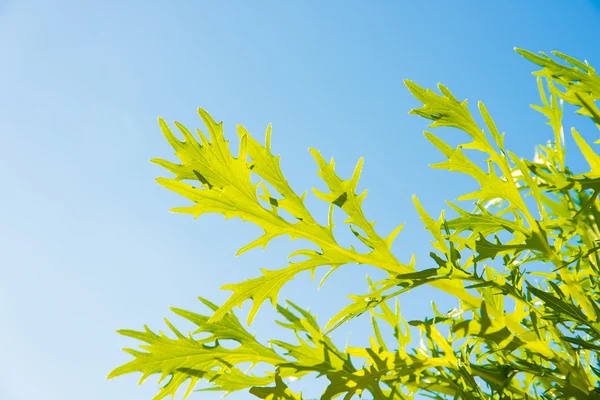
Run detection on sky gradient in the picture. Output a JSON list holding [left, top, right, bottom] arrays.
[[1, 1, 600, 399]]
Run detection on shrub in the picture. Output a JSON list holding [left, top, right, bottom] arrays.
[[109, 48, 600, 399]]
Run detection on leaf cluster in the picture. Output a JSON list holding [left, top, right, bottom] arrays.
[[110, 48, 600, 399]]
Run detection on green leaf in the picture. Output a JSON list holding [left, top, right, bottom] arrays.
[[516, 48, 600, 127], [211, 249, 355, 325], [154, 111, 411, 325], [572, 127, 600, 177], [108, 298, 284, 399]]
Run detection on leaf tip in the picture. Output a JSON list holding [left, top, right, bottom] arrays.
[[106, 370, 118, 380]]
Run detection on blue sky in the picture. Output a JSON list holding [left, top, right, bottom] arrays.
[[1, 1, 599, 399]]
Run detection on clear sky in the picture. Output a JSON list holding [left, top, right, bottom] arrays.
[[1, 1, 599, 399]]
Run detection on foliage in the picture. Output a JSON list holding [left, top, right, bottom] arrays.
[[109, 48, 600, 399]]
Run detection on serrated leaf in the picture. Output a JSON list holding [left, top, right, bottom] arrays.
[[210, 249, 355, 325], [154, 111, 410, 325], [109, 299, 284, 399]]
